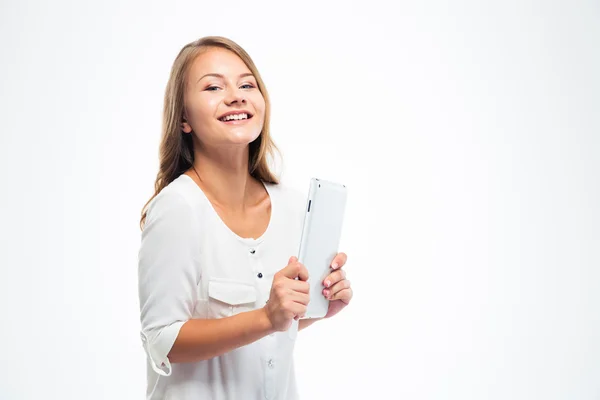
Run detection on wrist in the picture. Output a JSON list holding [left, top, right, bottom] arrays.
[[257, 307, 276, 335]]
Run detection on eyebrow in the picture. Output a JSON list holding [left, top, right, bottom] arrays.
[[196, 72, 255, 85]]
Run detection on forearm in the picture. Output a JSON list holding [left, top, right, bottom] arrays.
[[168, 308, 275, 363], [298, 317, 323, 332]]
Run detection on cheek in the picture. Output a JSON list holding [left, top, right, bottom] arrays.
[[187, 95, 220, 126], [252, 95, 267, 121]]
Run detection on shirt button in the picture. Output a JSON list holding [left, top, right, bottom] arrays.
[[249, 248, 256, 254], [268, 359, 275, 369], [257, 272, 263, 278]]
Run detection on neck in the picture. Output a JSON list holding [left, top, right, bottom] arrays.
[[191, 144, 256, 212]]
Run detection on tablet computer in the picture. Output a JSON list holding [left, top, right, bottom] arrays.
[[297, 178, 348, 319]]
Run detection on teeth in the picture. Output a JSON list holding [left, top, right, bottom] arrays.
[[221, 113, 248, 122]]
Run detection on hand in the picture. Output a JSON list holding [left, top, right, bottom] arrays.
[[264, 256, 310, 332], [322, 252, 352, 319]]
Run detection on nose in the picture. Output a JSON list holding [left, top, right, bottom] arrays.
[[224, 87, 246, 106]]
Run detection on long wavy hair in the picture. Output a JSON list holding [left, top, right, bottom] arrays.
[[140, 36, 280, 229]]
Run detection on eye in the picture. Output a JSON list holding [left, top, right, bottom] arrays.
[[240, 83, 255, 89], [205, 86, 220, 91]]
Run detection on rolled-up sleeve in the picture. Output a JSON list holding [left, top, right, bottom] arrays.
[[138, 190, 200, 376]]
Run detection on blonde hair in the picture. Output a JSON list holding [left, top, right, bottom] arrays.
[[140, 36, 279, 229]]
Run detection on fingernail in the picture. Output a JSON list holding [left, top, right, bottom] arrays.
[[323, 289, 329, 297], [332, 262, 338, 269], [324, 280, 330, 287]]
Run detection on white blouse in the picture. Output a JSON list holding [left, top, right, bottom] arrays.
[[137, 173, 307, 400]]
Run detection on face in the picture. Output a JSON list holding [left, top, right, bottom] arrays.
[[182, 47, 266, 149]]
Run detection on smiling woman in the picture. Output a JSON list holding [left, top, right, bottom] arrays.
[[140, 37, 277, 226], [136, 36, 353, 400]]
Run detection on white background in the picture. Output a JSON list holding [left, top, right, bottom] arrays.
[[1, 0, 599, 399]]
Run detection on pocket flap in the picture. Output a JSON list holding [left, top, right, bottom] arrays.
[[208, 280, 257, 305]]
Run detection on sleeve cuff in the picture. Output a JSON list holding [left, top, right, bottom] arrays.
[[140, 321, 186, 376]]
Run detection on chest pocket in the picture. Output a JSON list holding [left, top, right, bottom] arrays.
[[208, 279, 258, 318]]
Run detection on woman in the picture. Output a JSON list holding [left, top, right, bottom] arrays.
[[138, 36, 353, 400]]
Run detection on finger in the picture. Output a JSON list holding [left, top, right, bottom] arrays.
[[328, 287, 353, 304], [289, 279, 310, 294], [330, 252, 347, 270], [323, 279, 351, 299], [323, 269, 346, 288], [296, 263, 309, 282], [286, 301, 307, 318], [289, 291, 310, 306], [281, 261, 308, 280]]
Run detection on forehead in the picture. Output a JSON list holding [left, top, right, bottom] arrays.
[[188, 47, 251, 79]]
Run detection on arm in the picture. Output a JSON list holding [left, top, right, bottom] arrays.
[[173, 261, 313, 361], [298, 317, 322, 332], [169, 308, 275, 363]]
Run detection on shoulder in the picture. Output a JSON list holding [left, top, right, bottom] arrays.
[[145, 174, 199, 225], [267, 180, 305, 204], [265, 180, 307, 220]]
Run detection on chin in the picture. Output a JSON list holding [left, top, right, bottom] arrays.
[[224, 127, 262, 145]]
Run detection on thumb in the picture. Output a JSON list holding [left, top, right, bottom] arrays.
[[289, 256, 298, 264]]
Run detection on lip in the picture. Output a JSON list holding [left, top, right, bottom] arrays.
[[218, 110, 253, 121]]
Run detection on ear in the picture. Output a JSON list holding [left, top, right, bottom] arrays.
[[181, 115, 192, 134]]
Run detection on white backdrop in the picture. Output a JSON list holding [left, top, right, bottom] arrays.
[[1, 1, 599, 399]]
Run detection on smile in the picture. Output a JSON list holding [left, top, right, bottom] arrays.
[[219, 112, 252, 122]]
